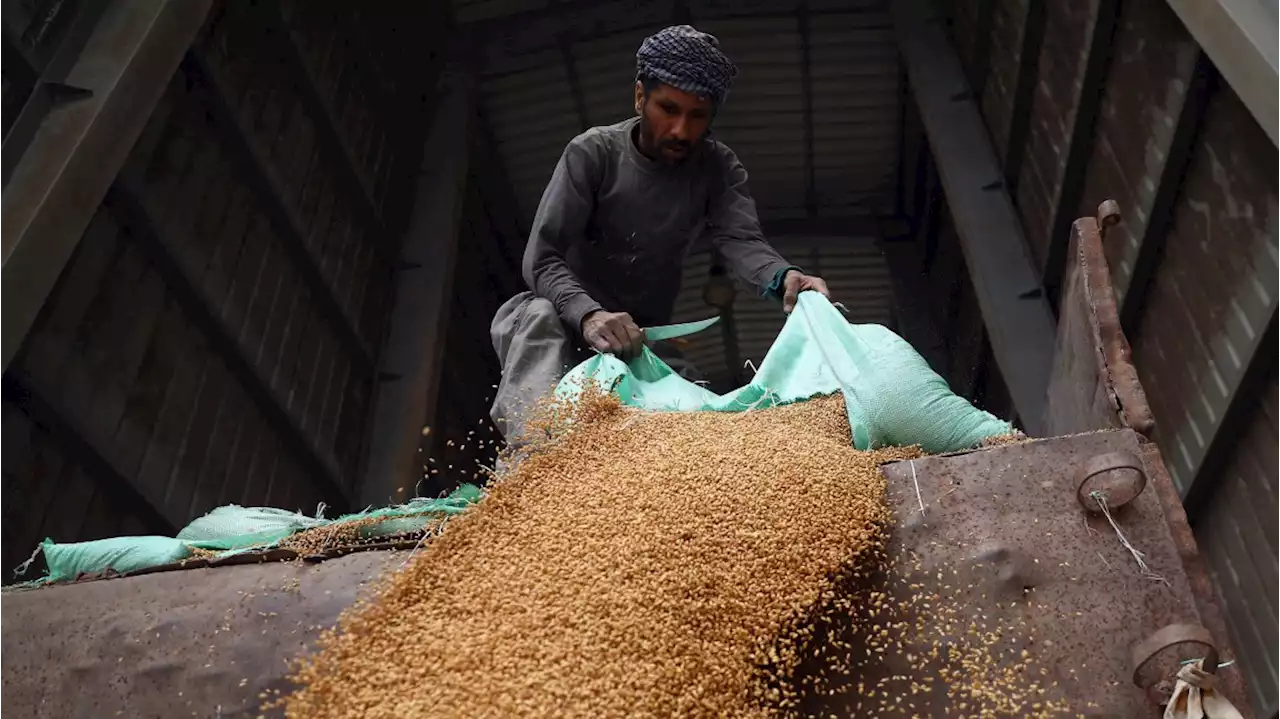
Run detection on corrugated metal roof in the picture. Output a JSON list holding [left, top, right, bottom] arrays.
[[462, 0, 900, 387]]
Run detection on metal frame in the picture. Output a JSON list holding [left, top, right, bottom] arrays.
[[1, 0, 213, 372], [1001, 0, 1046, 191], [254, 1, 390, 238], [760, 216, 880, 238], [560, 34, 591, 131], [1183, 312, 1279, 521], [967, 0, 996, 99], [1163, 0, 1277, 147], [797, 4, 818, 218], [1042, 0, 1121, 304], [361, 68, 476, 506], [104, 181, 351, 511], [1119, 51, 1215, 332], [180, 51, 377, 375], [0, 373, 177, 536], [891, 0, 1055, 435]]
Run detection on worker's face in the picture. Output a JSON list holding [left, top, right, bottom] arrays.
[[634, 81, 714, 164]]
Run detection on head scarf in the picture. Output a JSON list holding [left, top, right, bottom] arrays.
[[635, 25, 738, 106]]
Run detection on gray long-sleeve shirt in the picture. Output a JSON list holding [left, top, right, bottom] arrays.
[[522, 116, 795, 332]]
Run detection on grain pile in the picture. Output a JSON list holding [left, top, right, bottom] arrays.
[[279, 388, 1072, 718], [280, 390, 917, 717]]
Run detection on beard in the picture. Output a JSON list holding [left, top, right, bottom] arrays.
[[637, 114, 696, 165]]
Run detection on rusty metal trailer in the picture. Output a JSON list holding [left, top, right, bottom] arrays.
[[0, 207, 1253, 717]]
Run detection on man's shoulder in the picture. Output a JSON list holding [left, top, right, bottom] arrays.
[[702, 136, 740, 164], [566, 119, 634, 156]]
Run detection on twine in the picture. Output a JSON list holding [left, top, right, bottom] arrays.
[[1089, 490, 1168, 585], [910, 460, 925, 516], [12, 543, 42, 579], [1180, 657, 1236, 668]]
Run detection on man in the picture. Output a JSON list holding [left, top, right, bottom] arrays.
[[490, 24, 830, 442]]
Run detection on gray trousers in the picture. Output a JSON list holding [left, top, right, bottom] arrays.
[[489, 291, 702, 444]]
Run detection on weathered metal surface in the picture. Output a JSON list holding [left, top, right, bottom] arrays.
[[979, 0, 1029, 165], [1, 432, 1250, 716], [1042, 0, 1120, 299], [891, 0, 1055, 434], [1, 551, 404, 718], [1, 0, 212, 371], [1010, 0, 1094, 269], [1137, 437, 1250, 710], [796, 429, 1250, 716], [181, 48, 377, 374], [1128, 79, 1278, 498], [103, 181, 351, 513], [1061, 0, 1210, 320], [1162, 0, 1277, 146], [361, 70, 476, 506], [1044, 203, 1155, 438]]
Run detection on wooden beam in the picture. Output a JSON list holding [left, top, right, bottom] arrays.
[[1119, 51, 1214, 332], [361, 68, 475, 506], [891, 0, 1055, 435], [1001, 0, 1046, 191], [1, 0, 211, 372], [1042, 0, 1121, 305]]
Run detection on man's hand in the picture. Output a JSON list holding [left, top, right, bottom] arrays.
[[782, 270, 831, 313], [581, 310, 646, 360]]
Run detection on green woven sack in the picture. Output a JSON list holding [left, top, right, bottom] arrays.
[[556, 293, 1011, 454]]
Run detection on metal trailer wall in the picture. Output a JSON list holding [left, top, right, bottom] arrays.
[[893, 91, 1017, 423], [418, 125, 526, 501], [1, 0, 447, 580], [938, 0, 1278, 714]]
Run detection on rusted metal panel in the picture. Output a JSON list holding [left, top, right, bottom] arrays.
[[859, 430, 1251, 716], [1, 0, 212, 372], [0, 551, 404, 718], [1125, 77, 1278, 717], [3, 432, 1252, 715], [1045, 206, 1156, 437], [1012, 0, 1097, 270]]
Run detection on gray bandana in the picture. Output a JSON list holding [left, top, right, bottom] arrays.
[[636, 25, 738, 106]]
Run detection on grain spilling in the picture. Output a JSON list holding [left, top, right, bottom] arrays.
[[279, 390, 1063, 717]]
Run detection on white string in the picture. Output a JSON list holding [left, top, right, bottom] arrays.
[[1090, 490, 1168, 585], [12, 544, 42, 579], [910, 460, 925, 516], [743, 388, 778, 413]]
